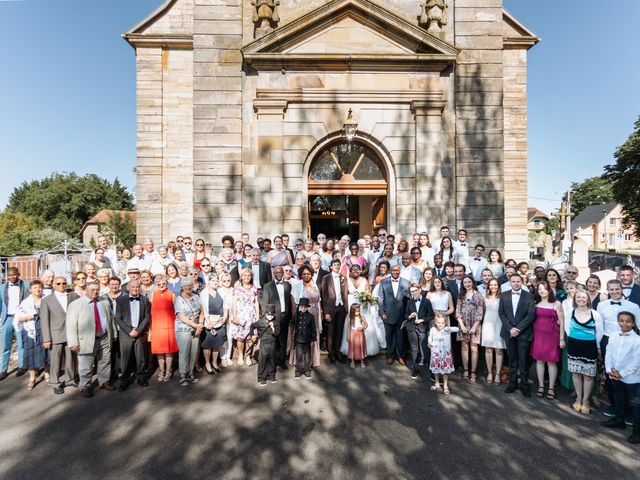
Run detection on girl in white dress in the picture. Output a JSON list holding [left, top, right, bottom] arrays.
[[428, 313, 459, 395], [481, 278, 505, 384], [340, 265, 380, 357]]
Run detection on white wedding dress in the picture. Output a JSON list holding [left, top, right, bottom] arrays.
[[340, 278, 381, 356]]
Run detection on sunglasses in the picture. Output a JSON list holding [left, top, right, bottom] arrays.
[[201, 263, 211, 267], [196, 243, 204, 246], [567, 271, 578, 275], [184, 242, 192, 245], [55, 282, 67, 285]]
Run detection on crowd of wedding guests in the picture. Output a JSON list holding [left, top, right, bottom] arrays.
[[1, 228, 639, 443]]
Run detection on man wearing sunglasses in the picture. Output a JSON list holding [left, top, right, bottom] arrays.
[[41, 276, 80, 394]]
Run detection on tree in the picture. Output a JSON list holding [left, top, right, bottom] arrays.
[[98, 211, 136, 248], [567, 176, 614, 217], [6, 173, 134, 237], [604, 116, 640, 233], [0, 211, 67, 254]]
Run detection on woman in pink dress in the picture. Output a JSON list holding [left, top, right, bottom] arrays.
[[530, 280, 565, 399], [340, 243, 368, 277]]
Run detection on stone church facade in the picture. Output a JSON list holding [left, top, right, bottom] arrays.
[[124, 0, 538, 258]]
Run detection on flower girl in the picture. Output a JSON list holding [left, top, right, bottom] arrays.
[[428, 312, 459, 395]]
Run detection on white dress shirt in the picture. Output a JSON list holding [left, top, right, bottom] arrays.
[[391, 278, 400, 297], [468, 256, 488, 282], [605, 330, 640, 384], [596, 298, 640, 345], [252, 263, 261, 289], [332, 273, 342, 306], [54, 291, 69, 313], [275, 281, 285, 312], [7, 284, 20, 315], [84, 297, 108, 334], [511, 290, 521, 317], [129, 297, 140, 329]]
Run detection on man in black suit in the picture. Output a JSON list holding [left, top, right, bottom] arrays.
[[619, 265, 640, 307], [378, 264, 410, 365], [231, 248, 272, 290], [404, 283, 435, 379], [262, 266, 294, 370], [114, 280, 151, 390], [320, 259, 349, 364], [432, 254, 445, 278], [498, 273, 536, 397], [310, 254, 328, 290]]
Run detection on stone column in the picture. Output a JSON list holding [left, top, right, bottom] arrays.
[[411, 96, 448, 239], [244, 99, 288, 239]]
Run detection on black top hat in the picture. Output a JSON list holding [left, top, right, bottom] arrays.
[[298, 297, 310, 307], [264, 304, 276, 314]]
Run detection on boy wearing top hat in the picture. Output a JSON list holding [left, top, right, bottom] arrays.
[[293, 297, 317, 380], [250, 304, 280, 387]]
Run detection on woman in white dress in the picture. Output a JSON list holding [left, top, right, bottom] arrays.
[[481, 278, 505, 384], [427, 276, 454, 324], [340, 265, 380, 357]]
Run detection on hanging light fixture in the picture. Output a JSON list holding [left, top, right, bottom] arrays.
[[343, 108, 358, 142]]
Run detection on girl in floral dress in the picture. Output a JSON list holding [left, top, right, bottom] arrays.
[[428, 313, 459, 395]]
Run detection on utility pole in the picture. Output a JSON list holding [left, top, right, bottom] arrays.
[[556, 190, 574, 259]]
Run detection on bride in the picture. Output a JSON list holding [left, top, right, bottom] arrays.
[[340, 264, 380, 357]]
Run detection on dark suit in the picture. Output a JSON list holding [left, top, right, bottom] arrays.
[[404, 293, 435, 375], [115, 295, 151, 382], [314, 268, 329, 291], [623, 284, 640, 307], [41, 292, 79, 387], [262, 280, 293, 368], [498, 290, 536, 386], [378, 277, 410, 360], [320, 272, 349, 361]]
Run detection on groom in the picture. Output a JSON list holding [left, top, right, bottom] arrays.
[[320, 259, 349, 364], [498, 273, 536, 397], [378, 264, 410, 365]]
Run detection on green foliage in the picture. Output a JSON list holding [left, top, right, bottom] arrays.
[[568, 176, 614, 217], [98, 211, 136, 248], [6, 173, 134, 237], [604, 116, 640, 234], [544, 214, 560, 235], [0, 211, 67, 254]]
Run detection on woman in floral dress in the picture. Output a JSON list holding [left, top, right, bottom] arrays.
[[230, 268, 259, 365]]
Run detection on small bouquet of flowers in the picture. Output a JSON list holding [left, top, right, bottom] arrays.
[[355, 290, 379, 309]]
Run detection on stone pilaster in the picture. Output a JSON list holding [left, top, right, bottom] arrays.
[[193, 0, 243, 245], [411, 96, 449, 240]]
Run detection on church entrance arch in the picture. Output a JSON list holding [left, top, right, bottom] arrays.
[[307, 140, 389, 239]]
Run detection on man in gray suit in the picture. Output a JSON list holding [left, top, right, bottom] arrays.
[[378, 264, 410, 365], [66, 283, 116, 397], [41, 276, 79, 394]]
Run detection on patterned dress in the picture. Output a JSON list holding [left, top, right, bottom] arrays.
[[455, 291, 484, 345], [230, 283, 258, 340], [429, 327, 459, 374], [289, 283, 322, 367]]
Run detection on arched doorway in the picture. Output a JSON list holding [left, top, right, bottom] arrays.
[[308, 141, 388, 239]]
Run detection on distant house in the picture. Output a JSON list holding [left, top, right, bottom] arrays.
[[573, 203, 639, 251], [527, 207, 549, 233], [80, 210, 136, 247]]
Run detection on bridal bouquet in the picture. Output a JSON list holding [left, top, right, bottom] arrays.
[[355, 291, 379, 309]]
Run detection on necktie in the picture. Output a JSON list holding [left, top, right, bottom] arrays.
[[130, 297, 140, 302], [93, 300, 103, 335], [611, 301, 622, 306]]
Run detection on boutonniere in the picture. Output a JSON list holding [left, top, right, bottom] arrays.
[[340, 277, 345, 285]]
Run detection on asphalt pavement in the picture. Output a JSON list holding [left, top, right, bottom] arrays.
[[0, 357, 638, 480]]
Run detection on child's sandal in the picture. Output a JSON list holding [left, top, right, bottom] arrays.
[[443, 388, 450, 395], [547, 388, 555, 400], [470, 372, 477, 383], [536, 386, 545, 398], [462, 370, 469, 380], [430, 385, 442, 392]]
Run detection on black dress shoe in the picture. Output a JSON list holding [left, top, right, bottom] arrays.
[[137, 379, 149, 387], [15, 368, 27, 377], [505, 384, 517, 394], [0, 372, 8, 381], [601, 418, 626, 429], [53, 386, 64, 395], [278, 364, 288, 371], [81, 387, 93, 398], [118, 381, 130, 392], [520, 386, 531, 397], [337, 355, 347, 364], [329, 357, 336, 365]]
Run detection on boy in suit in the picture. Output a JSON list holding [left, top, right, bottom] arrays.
[[250, 304, 280, 387], [292, 298, 317, 380], [404, 283, 435, 379]]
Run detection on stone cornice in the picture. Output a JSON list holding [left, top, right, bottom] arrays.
[[122, 33, 193, 49], [256, 88, 446, 105], [503, 36, 540, 50], [253, 99, 288, 118]]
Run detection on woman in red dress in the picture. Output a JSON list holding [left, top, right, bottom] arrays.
[[150, 274, 178, 381]]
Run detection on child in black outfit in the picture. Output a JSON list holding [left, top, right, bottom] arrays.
[[293, 297, 317, 380], [250, 304, 280, 387]]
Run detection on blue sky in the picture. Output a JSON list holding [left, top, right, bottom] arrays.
[[0, 0, 638, 216]]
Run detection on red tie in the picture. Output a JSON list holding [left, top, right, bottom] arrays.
[[93, 300, 103, 335]]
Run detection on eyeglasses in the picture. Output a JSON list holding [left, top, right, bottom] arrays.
[[201, 263, 211, 267], [196, 243, 204, 246], [184, 241, 192, 245], [55, 282, 67, 285], [567, 271, 578, 275]]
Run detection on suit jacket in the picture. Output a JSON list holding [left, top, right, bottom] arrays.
[[498, 290, 536, 341], [0, 280, 30, 322], [114, 294, 151, 337], [378, 277, 410, 325], [447, 279, 461, 307], [231, 261, 273, 288], [404, 293, 435, 333], [66, 297, 114, 354], [320, 272, 348, 317], [41, 291, 79, 344], [262, 280, 293, 323], [624, 284, 640, 307], [314, 268, 329, 291]]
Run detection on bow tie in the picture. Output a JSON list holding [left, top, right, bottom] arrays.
[[620, 332, 630, 336], [129, 297, 140, 302], [392, 279, 399, 283], [276, 281, 283, 285], [373, 249, 379, 253], [611, 301, 622, 306], [512, 291, 521, 295], [43, 286, 52, 290], [459, 243, 466, 246], [8, 283, 18, 287]]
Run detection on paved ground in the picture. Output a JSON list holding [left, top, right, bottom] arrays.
[[0, 357, 638, 480]]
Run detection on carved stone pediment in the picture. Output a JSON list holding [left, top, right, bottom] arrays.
[[242, 0, 458, 72]]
